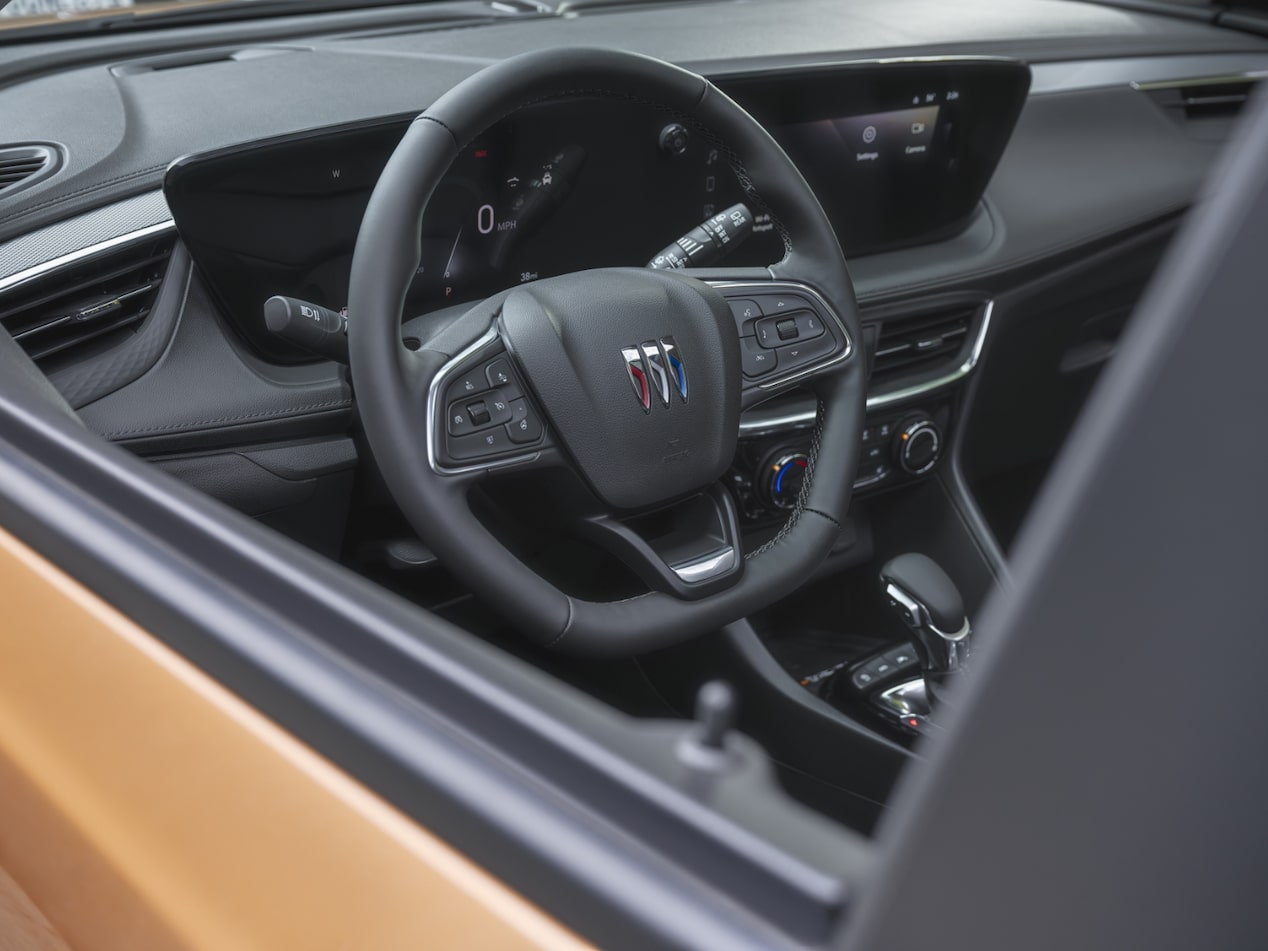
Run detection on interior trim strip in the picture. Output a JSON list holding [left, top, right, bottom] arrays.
[[671, 547, 736, 584], [738, 299, 994, 436], [0, 220, 176, 297]]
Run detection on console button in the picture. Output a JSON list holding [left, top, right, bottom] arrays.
[[883, 645, 919, 668], [871, 656, 898, 679], [448, 426, 514, 461], [852, 667, 879, 689], [740, 336, 778, 378], [506, 399, 544, 444], [777, 331, 836, 369], [852, 654, 898, 689], [861, 444, 884, 466]]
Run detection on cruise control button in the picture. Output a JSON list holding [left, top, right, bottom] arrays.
[[506, 400, 544, 444], [448, 426, 514, 461], [485, 358, 514, 388], [447, 368, 488, 402], [484, 394, 513, 425], [467, 400, 491, 426], [776, 317, 798, 341], [448, 401, 477, 436], [776, 331, 837, 369], [740, 336, 778, 378]]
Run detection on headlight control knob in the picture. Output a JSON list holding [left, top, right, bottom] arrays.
[[895, 418, 942, 475], [759, 450, 810, 510]]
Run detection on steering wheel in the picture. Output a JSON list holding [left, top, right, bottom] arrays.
[[348, 48, 866, 656]]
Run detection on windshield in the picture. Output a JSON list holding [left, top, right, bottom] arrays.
[[0, 0, 240, 26], [0, 0, 427, 36]]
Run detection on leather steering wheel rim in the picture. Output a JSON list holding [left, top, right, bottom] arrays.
[[348, 47, 867, 656]]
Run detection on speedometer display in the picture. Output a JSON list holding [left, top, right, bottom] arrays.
[[166, 97, 774, 360]]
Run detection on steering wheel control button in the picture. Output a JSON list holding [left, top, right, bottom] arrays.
[[448, 426, 514, 461], [753, 293, 809, 316], [448, 369, 488, 402], [485, 358, 513, 389], [728, 298, 762, 334], [467, 401, 492, 427], [741, 336, 778, 378], [793, 311, 826, 340], [776, 331, 836, 369], [506, 402, 544, 444], [776, 317, 798, 341]]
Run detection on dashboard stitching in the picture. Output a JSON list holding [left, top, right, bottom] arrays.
[[1, 164, 168, 230], [100, 399, 351, 438]]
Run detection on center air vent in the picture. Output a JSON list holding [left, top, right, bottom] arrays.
[[872, 303, 979, 384], [0, 235, 174, 367], [0, 144, 61, 198], [1136, 74, 1263, 132]]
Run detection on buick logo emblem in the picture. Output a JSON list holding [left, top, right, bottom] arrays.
[[622, 337, 688, 412]]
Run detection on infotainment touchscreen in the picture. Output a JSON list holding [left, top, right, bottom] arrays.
[[720, 60, 1030, 255]]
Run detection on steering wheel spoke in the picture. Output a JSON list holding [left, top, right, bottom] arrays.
[[572, 483, 744, 599], [704, 275, 855, 410], [426, 325, 559, 479]]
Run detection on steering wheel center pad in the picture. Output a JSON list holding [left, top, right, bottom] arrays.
[[500, 269, 739, 510]]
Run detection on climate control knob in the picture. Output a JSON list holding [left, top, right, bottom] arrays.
[[760, 451, 810, 510], [895, 418, 942, 475]]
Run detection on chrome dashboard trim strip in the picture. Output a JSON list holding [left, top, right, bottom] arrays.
[[0, 220, 176, 296], [1131, 71, 1267, 92], [737, 299, 994, 436]]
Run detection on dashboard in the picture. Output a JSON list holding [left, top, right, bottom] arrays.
[[0, 0, 1264, 561], [164, 59, 1029, 362]]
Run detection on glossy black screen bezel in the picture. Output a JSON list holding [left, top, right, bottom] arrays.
[[717, 58, 1032, 255]]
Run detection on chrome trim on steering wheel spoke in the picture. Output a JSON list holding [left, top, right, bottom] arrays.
[[424, 325, 546, 477], [708, 279, 854, 389], [670, 547, 736, 584], [736, 299, 994, 436]]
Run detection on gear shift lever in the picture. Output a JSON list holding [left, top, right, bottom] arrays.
[[880, 553, 971, 704]]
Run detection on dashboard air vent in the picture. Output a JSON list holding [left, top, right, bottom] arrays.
[[1136, 74, 1263, 132], [872, 303, 977, 384], [0, 236, 175, 366], [0, 145, 60, 198]]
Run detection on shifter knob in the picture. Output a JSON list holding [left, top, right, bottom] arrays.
[[880, 553, 971, 703]]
